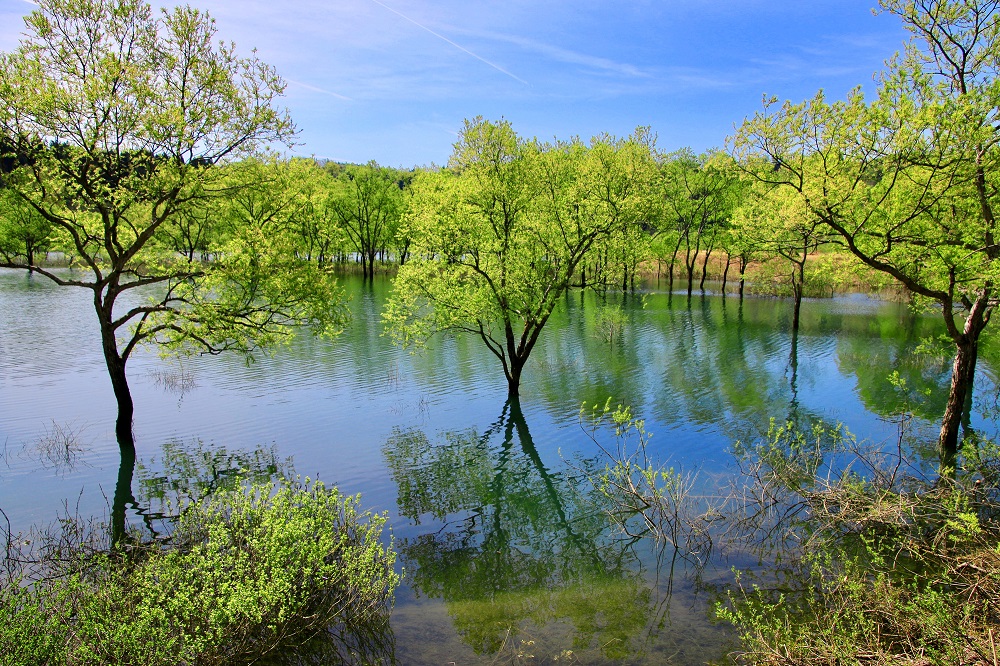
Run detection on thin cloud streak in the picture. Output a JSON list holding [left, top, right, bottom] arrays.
[[366, 0, 529, 86], [474, 31, 650, 79], [286, 78, 353, 101]]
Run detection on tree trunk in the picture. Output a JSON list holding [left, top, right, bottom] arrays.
[[739, 258, 747, 300], [791, 281, 803, 334], [939, 324, 985, 472], [506, 360, 523, 398], [791, 257, 805, 334], [699, 248, 714, 291], [100, 320, 136, 452]]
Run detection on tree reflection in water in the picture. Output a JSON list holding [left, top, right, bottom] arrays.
[[384, 399, 727, 663]]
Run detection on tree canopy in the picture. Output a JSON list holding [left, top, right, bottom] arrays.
[[0, 0, 343, 448], [730, 0, 1000, 470], [383, 117, 657, 397]]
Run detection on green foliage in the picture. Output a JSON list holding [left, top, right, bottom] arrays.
[[718, 422, 1000, 665], [655, 149, 743, 291], [383, 117, 656, 394], [0, 478, 399, 665], [731, 0, 1000, 464], [594, 303, 628, 346], [0, 0, 344, 427], [0, 189, 51, 264], [328, 162, 406, 278]]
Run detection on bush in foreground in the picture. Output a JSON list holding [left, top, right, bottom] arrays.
[[715, 426, 1000, 666], [584, 404, 1000, 665], [0, 478, 399, 665]]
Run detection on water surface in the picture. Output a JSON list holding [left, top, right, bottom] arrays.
[[1, 268, 995, 664]]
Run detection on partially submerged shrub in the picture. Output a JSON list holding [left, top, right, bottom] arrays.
[[0, 478, 399, 665], [718, 424, 1000, 666], [581, 402, 1000, 665], [594, 304, 628, 347]]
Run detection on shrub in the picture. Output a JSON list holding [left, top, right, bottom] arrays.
[[717, 427, 1000, 666], [0, 478, 398, 666]]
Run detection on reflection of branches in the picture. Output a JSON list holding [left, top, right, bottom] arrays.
[[383, 400, 666, 661], [578, 400, 718, 570]]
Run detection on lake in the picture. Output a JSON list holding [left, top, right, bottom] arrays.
[[1, 268, 996, 664]]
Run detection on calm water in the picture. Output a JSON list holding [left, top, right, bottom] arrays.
[[1, 268, 997, 664]]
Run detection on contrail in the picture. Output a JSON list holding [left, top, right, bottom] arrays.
[[286, 78, 354, 101], [367, 0, 529, 85]]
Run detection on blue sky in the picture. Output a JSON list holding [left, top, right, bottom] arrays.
[[1, 0, 910, 168]]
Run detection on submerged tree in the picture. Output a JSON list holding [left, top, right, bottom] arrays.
[[731, 0, 1000, 471], [330, 162, 405, 280], [0, 0, 343, 450], [657, 150, 739, 297], [384, 117, 655, 397], [731, 185, 831, 332]]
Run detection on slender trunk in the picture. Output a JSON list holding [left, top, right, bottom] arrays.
[[108, 355, 135, 451], [699, 247, 713, 291], [686, 256, 695, 298], [791, 281, 803, 334], [721, 255, 732, 296], [791, 256, 805, 334], [939, 310, 988, 472], [100, 323, 136, 452], [739, 258, 747, 300]]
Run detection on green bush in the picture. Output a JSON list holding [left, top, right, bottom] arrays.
[[717, 429, 1000, 666], [0, 478, 398, 666]]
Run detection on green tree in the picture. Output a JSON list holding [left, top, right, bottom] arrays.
[[0, 188, 51, 268], [731, 0, 1000, 471], [330, 162, 404, 280], [731, 184, 831, 332], [384, 117, 655, 397], [0, 0, 342, 451], [658, 150, 739, 297]]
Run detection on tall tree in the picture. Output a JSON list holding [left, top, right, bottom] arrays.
[[731, 0, 1000, 472], [658, 150, 738, 297], [330, 162, 404, 280], [0, 0, 342, 451], [731, 185, 830, 332], [384, 118, 655, 397]]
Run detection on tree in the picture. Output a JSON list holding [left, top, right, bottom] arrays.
[[330, 162, 404, 280], [383, 118, 656, 397], [658, 150, 739, 297], [731, 0, 1000, 471], [0, 0, 343, 451], [731, 184, 831, 332], [0, 189, 51, 268]]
